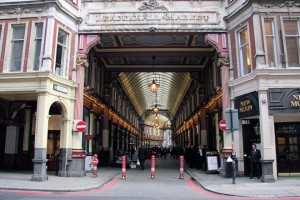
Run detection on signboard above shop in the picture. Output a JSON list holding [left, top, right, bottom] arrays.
[[234, 92, 259, 119], [275, 123, 300, 135], [269, 88, 300, 114]]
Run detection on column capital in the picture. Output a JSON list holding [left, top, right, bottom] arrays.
[[76, 56, 89, 68], [217, 57, 230, 67]]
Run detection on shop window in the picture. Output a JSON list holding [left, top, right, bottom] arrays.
[[264, 19, 277, 68], [238, 27, 251, 76], [55, 28, 69, 77], [32, 23, 44, 71], [10, 24, 26, 72], [283, 19, 300, 67]]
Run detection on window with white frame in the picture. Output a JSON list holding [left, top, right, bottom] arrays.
[[55, 28, 69, 77], [264, 19, 277, 67], [283, 19, 300, 67], [33, 23, 44, 71], [10, 24, 26, 72], [238, 27, 251, 76]]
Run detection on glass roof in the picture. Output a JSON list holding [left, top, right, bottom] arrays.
[[119, 72, 191, 118]]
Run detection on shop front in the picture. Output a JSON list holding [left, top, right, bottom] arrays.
[[269, 88, 300, 176], [234, 91, 260, 177]]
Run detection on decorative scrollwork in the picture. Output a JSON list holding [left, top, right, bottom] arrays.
[[138, 0, 168, 11], [259, 1, 300, 8], [0, 5, 48, 15], [217, 57, 230, 67], [76, 57, 89, 68]]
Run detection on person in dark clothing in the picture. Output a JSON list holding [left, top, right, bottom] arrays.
[[249, 144, 261, 179], [202, 145, 207, 171], [196, 145, 203, 170], [138, 145, 147, 170], [130, 146, 135, 160]]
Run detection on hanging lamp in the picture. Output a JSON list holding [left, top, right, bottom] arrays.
[[148, 56, 159, 92]]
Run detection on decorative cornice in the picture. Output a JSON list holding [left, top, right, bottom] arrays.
[[259, 0, 300, 8], [0, 5, 48, 15], [138, 0, 168, 11]]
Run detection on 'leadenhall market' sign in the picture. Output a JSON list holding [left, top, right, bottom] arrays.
[[269, 88, 300, 114], [234, 92, 259, 119], [87, 12, 219, 25]]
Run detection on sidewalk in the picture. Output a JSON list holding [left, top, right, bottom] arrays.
[[0, 168, 120, 192], [185, 168, 300, 198], [1, 166, 300, 198]]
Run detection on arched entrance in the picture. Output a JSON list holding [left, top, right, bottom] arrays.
[[75, 31, 230, 170]]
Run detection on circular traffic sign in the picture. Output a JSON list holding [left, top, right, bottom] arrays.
[[76, 121, 87, 132], [219, 120, 226, 131]]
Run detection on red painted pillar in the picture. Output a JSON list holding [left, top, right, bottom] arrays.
[[179, 156, 184, 179], [122, 156, 126, 179], [150, 155, 156, 179]]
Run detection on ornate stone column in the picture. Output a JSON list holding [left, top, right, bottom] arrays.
[[74, 57, 88, 120], [199, 108, 207, 146], [102, 87, 110, 150], [68, 56, 89, 177], [218, 56, 233, 178], [218, 57, 231, 150]]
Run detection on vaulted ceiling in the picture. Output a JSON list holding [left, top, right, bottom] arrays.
[[93, 33, 216, 125]]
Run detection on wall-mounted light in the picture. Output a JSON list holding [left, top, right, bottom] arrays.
[[254, 123, 260, 135]]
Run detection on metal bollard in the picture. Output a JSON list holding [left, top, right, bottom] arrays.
[[150, 155, 156, 179], [122, 156, 126, 180], [179, 156, 184, 179], [91, 154, 99, 178]]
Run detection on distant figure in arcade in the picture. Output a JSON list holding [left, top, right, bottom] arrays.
[[249, 144, 261, 179], [138, 145, 147, 170], [130, 146, 136, 160]]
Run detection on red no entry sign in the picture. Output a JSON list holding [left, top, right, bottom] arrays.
[[219, 120, 226, 131], [76, 121, 87, 132]]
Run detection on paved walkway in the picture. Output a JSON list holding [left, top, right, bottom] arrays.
[[0, 168, 120, 192], [0, 159, 300, 198], [185, 168, 300, 198]]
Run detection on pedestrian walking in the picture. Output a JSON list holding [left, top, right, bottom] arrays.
[[138, 145, 147, 170]]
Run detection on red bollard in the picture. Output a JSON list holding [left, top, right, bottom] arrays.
[[122, 156, 126, 179], [179, 156, 184, 179], [150, 155, 156, 179], [92, 154, 99, 178]]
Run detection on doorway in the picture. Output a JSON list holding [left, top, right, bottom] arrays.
[[242, 119, 261, 176], [276, 135, 300, 175]]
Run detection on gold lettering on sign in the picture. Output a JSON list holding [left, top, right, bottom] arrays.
[[239, 99, 253, 113], [290, 94, 300, 107]]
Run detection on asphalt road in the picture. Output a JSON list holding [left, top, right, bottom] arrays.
[[1, 158, 299, 200]]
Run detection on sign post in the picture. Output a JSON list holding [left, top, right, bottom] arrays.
[[225, 109, 239, 184]]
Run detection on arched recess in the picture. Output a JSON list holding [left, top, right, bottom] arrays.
[[46, 96, 73, 175], [77, 35, 101, 60]]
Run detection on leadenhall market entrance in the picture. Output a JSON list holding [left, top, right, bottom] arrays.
[[269, 88, 300, 176]]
